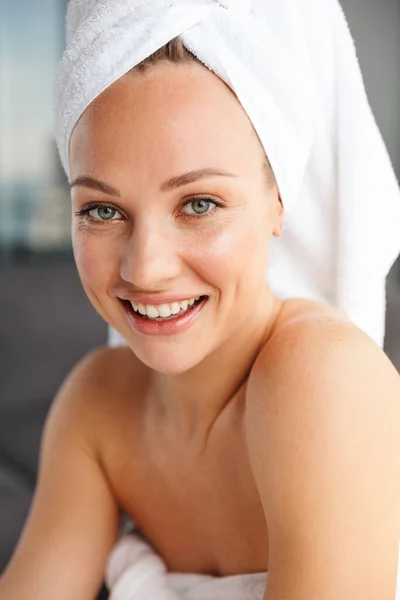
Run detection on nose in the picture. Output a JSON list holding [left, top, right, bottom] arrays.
[[119, 219, 181, 290]]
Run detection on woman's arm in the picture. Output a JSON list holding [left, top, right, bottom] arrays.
[[0, 348, 120, 600], [246, 316, 400, 600]]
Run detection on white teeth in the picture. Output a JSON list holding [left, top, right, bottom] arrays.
[[146, 305, 159, 318], [158, 304, 172, 318], [130, 296, 203, 320], [170, 302, 181, 315]]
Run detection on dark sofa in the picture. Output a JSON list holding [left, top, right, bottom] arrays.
[[0, 257, 107, 596]]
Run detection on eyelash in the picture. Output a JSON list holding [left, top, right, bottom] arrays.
[[74, 196, 225, 224]]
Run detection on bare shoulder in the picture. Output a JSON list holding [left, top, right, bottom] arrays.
[[0, 345, 147, 600], [246, 297, 400, 442], [52, 344, 150, 445], [251, 297, 400, 400], [245, 299, 400, 599], [58, 344, 147, 399]]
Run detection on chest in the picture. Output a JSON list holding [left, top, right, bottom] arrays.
[[103, 405, 270, 576]]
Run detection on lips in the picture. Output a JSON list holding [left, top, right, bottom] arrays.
[[121, 295, 208, 336]]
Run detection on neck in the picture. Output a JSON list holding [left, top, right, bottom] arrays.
[[149, 288, 282, 449]]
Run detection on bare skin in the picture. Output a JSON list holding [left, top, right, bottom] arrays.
[[2, 297, 400, 600], [1, 60, 400, 600]]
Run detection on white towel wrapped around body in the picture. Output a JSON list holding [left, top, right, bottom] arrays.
[[54, 0, 400, 347], [105, 532, 267, 600]]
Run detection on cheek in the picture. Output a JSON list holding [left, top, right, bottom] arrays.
[[72, 229, 119, 291], [184, 215, 269, 289]]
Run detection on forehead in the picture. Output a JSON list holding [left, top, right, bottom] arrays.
[[69, 62, 264, 183]]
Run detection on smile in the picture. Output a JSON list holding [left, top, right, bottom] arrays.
[[130, 296, 204, 321], [121, 296, 209, 336]]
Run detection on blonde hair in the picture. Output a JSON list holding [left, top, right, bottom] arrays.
[[135, 37, 198, 73]]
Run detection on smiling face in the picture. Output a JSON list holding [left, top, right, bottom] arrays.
[[69, 60, 283, 374]]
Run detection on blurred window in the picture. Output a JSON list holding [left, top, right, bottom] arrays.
[[0, 0, 70, 259]]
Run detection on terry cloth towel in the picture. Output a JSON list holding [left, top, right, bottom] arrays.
[[54, 0, 400, 348], [105, 532, 267, 600]]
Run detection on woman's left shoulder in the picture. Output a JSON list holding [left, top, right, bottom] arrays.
[[245, 299, 400, 600], [248, 297, 400, 410]]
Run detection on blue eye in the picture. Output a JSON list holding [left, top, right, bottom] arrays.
[[75, 204, 123, 222], [182, 197, 219, 216], [90, 206, 122, 221]]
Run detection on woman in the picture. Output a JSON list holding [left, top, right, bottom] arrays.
[[1, 3, 400, 600]]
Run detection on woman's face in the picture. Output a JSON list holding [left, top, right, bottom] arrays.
[[69, 61, 283, 374]]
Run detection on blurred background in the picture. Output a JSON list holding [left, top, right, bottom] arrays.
[[0, 0, 399, 593]]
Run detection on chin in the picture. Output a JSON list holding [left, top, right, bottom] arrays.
[[127, 342, 205, 375]]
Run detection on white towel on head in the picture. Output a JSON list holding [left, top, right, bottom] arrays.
[[54, 0, 400, 348], [105, 532, 267, 599]]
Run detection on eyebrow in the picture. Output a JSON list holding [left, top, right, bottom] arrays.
[[69, 168, 237, 197]]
